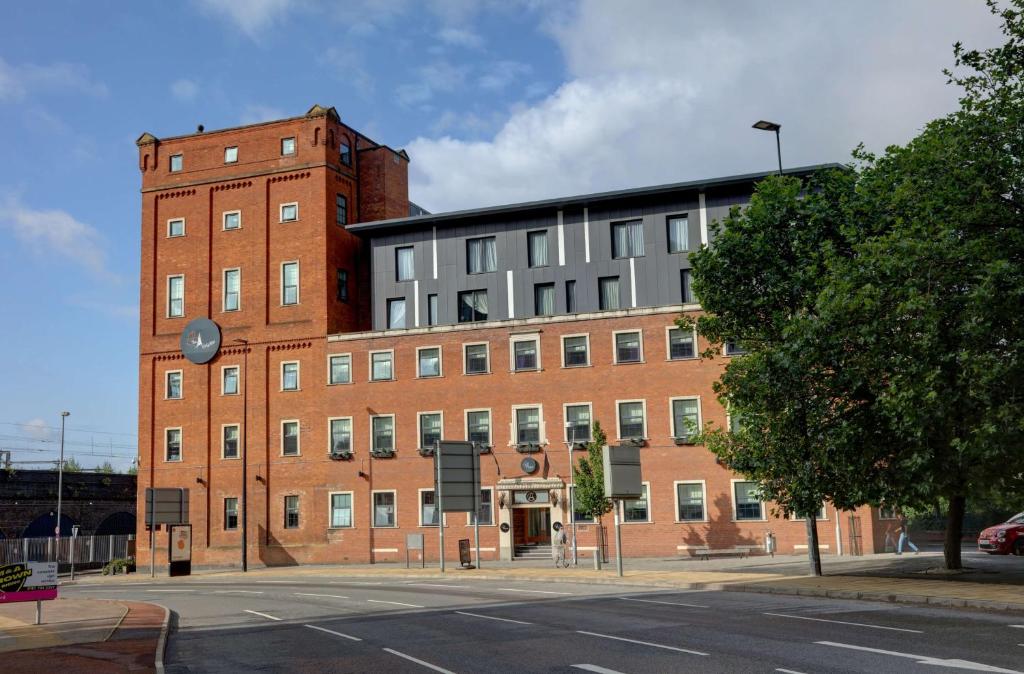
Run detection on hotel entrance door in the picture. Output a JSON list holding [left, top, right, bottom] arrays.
[[513, 507, 551, 546]]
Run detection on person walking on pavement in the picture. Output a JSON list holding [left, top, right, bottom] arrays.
[[552, 525, 568, 567], [895, 509, 919, 554]]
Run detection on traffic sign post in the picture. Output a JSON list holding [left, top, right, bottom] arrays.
[[602, 446, 643, 578], [434, 440, 481, 572], [70, 525, 79, 581], [145, 488, 189, 577]]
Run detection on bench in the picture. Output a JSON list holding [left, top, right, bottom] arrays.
[[677, 544, 759, 560]]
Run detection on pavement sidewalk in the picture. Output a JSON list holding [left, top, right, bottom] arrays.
[[0, 598, 168, 673]]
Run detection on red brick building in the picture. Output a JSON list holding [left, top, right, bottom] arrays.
[[136, 106, 884, 569]]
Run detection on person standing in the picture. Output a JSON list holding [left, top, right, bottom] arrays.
[[895, 510, 919, 555], [552, 525, 568, 567]]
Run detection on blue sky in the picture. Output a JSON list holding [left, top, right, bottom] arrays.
[[0, 1, 1004, 470]]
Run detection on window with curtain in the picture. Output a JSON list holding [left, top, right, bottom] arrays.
[[330, 418, 351, 452], [672, 398, 700, 438], [372, 416, 394, 451], [224, 269, 240, 311], [282, 362, 299, 391], [668, 215, 689, 253], [513, 339, 538, 371], [330, 493, 352, 528], [618, 402, 645, 438], [420, 490, 439, 526], [599, 276, 620, 310], [669, 327, 696, 359], [419, 413, 441, 449], [677, 483, 705, 521], [467, 411, 490, 445], [467, 237, 497, 274], [565, 404, 591, 443], [371, 352, 393, 381], [166, 428, 181, 461], [464, 344, 488, 373], [373, 492, 396, 527], [417, 348, 440, 377], [534, 283, 554, 316], [615, 332, 642, 363], [329, 355, 351, 384], [735, 481, 763, 520], [166, 371, 182, 399], [516, 407, 540, 443], [622, 484, 649, 522], [223, 425, 239, 458], [611, 220, 645, 258], [527, 230, 549, 267], [282, 263, 298, 305], [282, 421, 299, 455], [458, 290, 488, 322], [681, 269, 695, 304], [396, 246, 415, 282], [563, 336, 588, 367], [387, 298, 406, 329]]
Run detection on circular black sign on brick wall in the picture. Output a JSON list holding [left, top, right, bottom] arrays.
[[180, 318, 221, 364], [500, 523, 510, 533], [521, 457, 538, 474]]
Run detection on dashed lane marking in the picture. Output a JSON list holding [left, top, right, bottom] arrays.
[[407, 583, 466, 589], [367, 599, 424, 608], [775, 669, 807, 674], [577, 631, 708, 656], [213, 590, 264, 594], [146, 589, 195, 593], [765, 612, 922, 634], [572, 665, 627, 674], [382, 647, 457, 673], [304, 624, 362, 641], [495, 588, 572, 595], [815, 641, 1018, 673], [454, 611, 532, 625], [294, 593, 351, 600], [619, 597, 709, 609], [243, 610, 281, 621]]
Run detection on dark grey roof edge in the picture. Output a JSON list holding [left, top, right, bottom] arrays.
[[347, 162, 846, 232]]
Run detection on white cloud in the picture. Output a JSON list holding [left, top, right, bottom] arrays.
[[240, 104, 288, 125], [0, 57, 108, 102], [396, 60, 469, 106], [171, 78, 199, 102], [478, 60, 531, 91], [22, 418, 51, 441], [437, 26, 484, 49], [0, 195, 113, 280], [192, 0, 297, 38]]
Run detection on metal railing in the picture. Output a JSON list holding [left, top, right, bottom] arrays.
[[0, 534, 135, 571]]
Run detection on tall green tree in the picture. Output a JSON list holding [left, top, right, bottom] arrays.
[[573, 421, 614, 561]]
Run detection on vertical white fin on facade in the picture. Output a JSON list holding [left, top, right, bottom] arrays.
[[557, 210, 565, 266], [583, 207, 591, 263], [698, 192, 708, 246], [629, 257, 637, 308], [507, 270, 515, 318], [413, 280, 420, 327], [432, 226, 438, 279]]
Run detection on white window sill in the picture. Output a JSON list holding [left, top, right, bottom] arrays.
[[327, 381, 353, 386]]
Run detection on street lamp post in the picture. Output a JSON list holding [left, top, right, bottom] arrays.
[[233, 338, 249, 572], [752, 120, 783, 175], [564, 422, 578, 566], [56, 412, 69, 540]]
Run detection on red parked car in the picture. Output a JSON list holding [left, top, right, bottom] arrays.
[[978, 512, 1024, 555]]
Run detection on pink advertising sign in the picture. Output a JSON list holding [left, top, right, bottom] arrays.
[[0, 562, 59, 604]]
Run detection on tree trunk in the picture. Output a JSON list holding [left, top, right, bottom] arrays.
[[806, 514, 822, 576], [944, 493, 965, 570]]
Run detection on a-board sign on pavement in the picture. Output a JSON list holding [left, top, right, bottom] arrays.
[[435, 441, 480, 512], [146, 487, 190, 526]]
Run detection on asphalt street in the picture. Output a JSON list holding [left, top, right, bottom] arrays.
[[64, 576, 1024, 673]]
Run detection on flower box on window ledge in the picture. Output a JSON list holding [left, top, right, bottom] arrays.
[[622, 437, 646, 447], [673, 435, 696, 446], [371, 448, 396, 459], [418, 447, 435, 457], [329, 448, 353, 461], [516, 442, 542, 453]]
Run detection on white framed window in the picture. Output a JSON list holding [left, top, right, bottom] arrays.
[[328, 491, 353, 528], [667, 214, 689, 253], [564, 402, 592, 445], [222, 424, 240, 459], [621, 482, 651, 523], [221, 365, 240, 395], [167, 217, 185, 238], [561, 334, 590, 368], [224, 146, 238, 163], [224, 497, 238, 530], [463, 342, 489, 375], [674, 481, 707, 522], [570, 485, 594, 523], [667, 326, 697, 360], [328, 354, 351, 385], [284, 495, 300, 529], [419, 489, 441, 527], [465, 409, 491, 447], [223, 268, 241, 312], [280, 202, 299, 223], [369, 350, 394, 382], [616, 399, 647, 440], [169, 153, 182, 172], [613, 329, 643, 363], [165, 427, 182, 462], [611, 220, 645, 258], [328, 417, 353, 454], [223, 210, 241, 231], [165, 370, 182, 400], [281, 361, 299, 391], [396, 246, 415, 282], [512, 404, 543, 445], [670, 396, 701, 440], [724, 340, 749, 356], [468, 487, 494, 525], [387, 298, 406, 329], [371, 415, 394, 453], [733, 480, 765, 521], [281, 137, 296, 156], [167, 275, 184, 318], [510, 334, 540, 372], [281, 261, 299, 305], [418, 411, 443, 450], [372, 490, 397, 528], [417, 346, 442, 378], [281, 419, 300, 456]]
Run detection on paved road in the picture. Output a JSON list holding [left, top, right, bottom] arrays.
[[64, 576, 1024, 673]]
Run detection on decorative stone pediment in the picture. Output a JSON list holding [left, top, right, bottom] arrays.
[[497, 477, 565, 490], [136, 132, 158, 146]]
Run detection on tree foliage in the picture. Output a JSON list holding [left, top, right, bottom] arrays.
[[573, 421, 614, 521]]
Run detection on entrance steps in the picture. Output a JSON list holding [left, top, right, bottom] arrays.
[[514, 544, 552, 559]]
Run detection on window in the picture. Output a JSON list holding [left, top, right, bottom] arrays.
[[512, 337, 538, 371], [280, 202, 298, 222], [166, 371, 182, 399], [223, 210, 241, 230], [330, 493, 353, 528], [599, 276, 620, 311], [417, 347, 441, 378], [281, 137, 296, 156], [668, 215, 689, 253], [458, 290, 488, 323], [387, 298, 406, 329], [419, 413, 442, 449], [565, 404, 591, 444], [612, 220, 644, 258], [223, 268, 240, 312], [565, 280, 577, 313], [527, 230, 549, 267], [571, 486, 594, 523], [373, 491, 396, 527], [328, 354, 351, 385], [668, 327, 696, 360], [615, 331, 642, 363], [534, 283, 555, 316], [165, 428, 181, 462], [622, 484, 650, 522], [467, 237, 497, 274], [336, 194, 348, 226], [729, 411, 744, 434], [879, 505, 898, 520], [464, 343, 489, 374], [467, 410, 490, 446], [168, 218, 185, 237], [224, 498, 239, 530], [677, 482, 705, 521], [396, 246, 414, 282], [515, 407, 540, 444], [672, 398, 700, 439], [329, 418, 352, 454], [791, 505, 827, 521], [336, 269, 348, 302], [420, 490, 440, 526], [284, 495, 300, 529], [617, 401, 646, 439], [224, 146, 238, 163], [222, 366, 239, 395], [562, 335, 589, 367], [427, 294, 438, 326], [223, 424, 239, 459], [470, 489, 493, 525], [724, 340, 748, 356], [681, 269, 695, 304], [370, 351, 393, 381], [281, 262, 299, 305], [282, 420, 300, 456], [281, 361, 299, 391], [340, 140, 351, 166], [372, 416, 394, 452], [734, 481, 764, 520], [169, 154, 183, 172], [168, 275, 184, 317]]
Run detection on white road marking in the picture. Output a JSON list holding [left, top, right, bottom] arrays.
[[330, 581, 383, 585], [776, 669, 808, 674], [214, 590, 264, 594], [367, 599, 424, 608], [815, 641, 1019, 673], [255, 581, 297, 584], [765, 612, 922, 633], [146, 589, 195, 593], [620, 596, 709, 609], [408, 583, 466, 589], [243, 610, 282, 621], [382, 647, 457, 673], [454, 611, 532, 625], [1011, 625, 1024, 629], [495, 588, 572, 595], [78, 589, 130, 593], [572, 665, 627, 674], [294, 593, 350, 600], [577, 631, 708, 656], [304, 624, 362, 641]]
